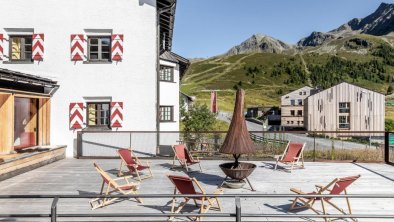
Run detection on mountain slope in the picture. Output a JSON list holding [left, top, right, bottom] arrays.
[[181, 35, 394, 111]]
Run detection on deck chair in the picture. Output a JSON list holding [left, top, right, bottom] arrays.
[[90, 162, 143, 210], [167, 174, 223, 221], [117, 148, 153, 181], [172, 144, 202, 172], [274, 142, 306, 172], [289, 175, 361, 222]]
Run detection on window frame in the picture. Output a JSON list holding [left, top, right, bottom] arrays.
[[86, 102, 111, 128], [290, 110, 295, 116], [87, 36, 112, 62], [339, 102, 350, 114], [338, 115, 350, 129], [9, 35, 33, 62], [297, 110, 302, 116], [159, 106, 174, 122], [159, 65, 175, 82]]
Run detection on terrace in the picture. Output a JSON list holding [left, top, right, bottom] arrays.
[[0, 157, 393, 221]]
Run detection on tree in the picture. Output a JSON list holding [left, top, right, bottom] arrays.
[[181, 104, 216, 149], [387, 85, 393, 95]]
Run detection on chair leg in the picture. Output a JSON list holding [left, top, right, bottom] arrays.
[[168, 189, 177, 221], [135, 170, 142, 181], [118, 161, 124, 177], [274, 159, 279, 170], [321, 199, 329, 222], [198, 198, 205, 222]]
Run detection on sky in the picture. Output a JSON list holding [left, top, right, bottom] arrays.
[[172, 0, 394, 58]]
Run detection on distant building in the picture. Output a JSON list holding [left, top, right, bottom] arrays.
[[180, 92, 195, 112], [246, 106, 281, 125], [305, 82, 385, 136], [281, 86, 313, 128]]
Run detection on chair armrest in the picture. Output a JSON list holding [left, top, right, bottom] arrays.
[[290, 188, 306, 194], [213, 188, 224, 195], [274, 155, 283, 160], [113, 175, 134, 181]]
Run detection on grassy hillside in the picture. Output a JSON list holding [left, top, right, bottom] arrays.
[[181, 34, 394, 115]]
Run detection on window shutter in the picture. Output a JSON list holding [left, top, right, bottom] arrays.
[[69, 103, 85, 129], [0, 34, 3, 60], [70, 34, 85, 61], [110, 102, 123, 128], [111, 34, 123, 61], [32, 33, 44, 61]]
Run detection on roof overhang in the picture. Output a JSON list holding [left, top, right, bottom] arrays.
[[157, 0, 176, 51], [160, 51, 190, 78], [0, 68, 58, 95]]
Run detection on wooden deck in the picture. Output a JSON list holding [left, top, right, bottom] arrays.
[[0, 158, 393, 221]]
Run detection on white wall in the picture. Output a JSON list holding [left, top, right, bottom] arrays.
[[0, 0, 158, 157], [158, 59, 180, 155]]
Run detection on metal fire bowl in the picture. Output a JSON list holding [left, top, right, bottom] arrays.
[[219, 162, 256, 180]]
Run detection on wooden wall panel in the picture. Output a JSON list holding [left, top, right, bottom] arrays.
[[38, 98, 51, 145], [0, 93, 14, 154]]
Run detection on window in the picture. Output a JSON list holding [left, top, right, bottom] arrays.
[[290, 110, 295, 116], [297, 110, 302, 116], [290, 100, 295, 106], [159, 65, 174, 82], [303, 91, 306, 95], [87, 102, 110, 127], [287, 121, 290, 124], [339, 102, 350, 113], [291, 121, 294, 124], [299, 92, 302, 95], [339, 116, 350, 129], [9, 36, 32, 61], [298, 99, 303, 105], [88, 36, 111, 61], [297, 121, 300, 125], [160, 106, 173, 122]]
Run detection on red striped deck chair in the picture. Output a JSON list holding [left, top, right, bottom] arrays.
[[290, 175, 361, 222], [167, 174, 223, 221], [275, 142, 306, 172], [117, 148, 153, 181], [172, 144, 202, 172]]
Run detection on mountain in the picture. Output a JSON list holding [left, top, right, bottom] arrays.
[[298, 2, 394, 47], [225, 34, 292, 56], [297, 32, 337, 47]]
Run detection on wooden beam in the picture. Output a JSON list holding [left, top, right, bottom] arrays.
[[0, 93, 14, 154]]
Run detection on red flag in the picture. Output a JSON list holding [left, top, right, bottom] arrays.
[[210, 91, 217, 113]]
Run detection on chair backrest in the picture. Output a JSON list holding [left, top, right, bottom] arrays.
[[329, 175, 361, 195], [118, 148, 138, 165], [93, 162, 117, 188], [167, 175, 197, 195], [282, 142, 304, 162], [173, 144, 188, 161]]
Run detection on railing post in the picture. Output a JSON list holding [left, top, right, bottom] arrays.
[[235, 196, 241, 222], [51, 197, 59, 222], [385, 132, 389, 164], [76, 131, 82, 158], [313, 133, 316, 162]]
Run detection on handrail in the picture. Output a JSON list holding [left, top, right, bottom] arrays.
[[1, 193, 393, 222], [77, 130, 386, 134]]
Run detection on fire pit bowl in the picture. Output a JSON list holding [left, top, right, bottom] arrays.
[[219, 162, 256, 180]]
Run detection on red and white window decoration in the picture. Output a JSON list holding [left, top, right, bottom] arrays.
[[111, 34, 123, 61], [32, 33, 44, 61], [69, 103, 85, 129], [110, 102, 123, 128], [70, 34, 85, 61], [0, 34, 3, 60]]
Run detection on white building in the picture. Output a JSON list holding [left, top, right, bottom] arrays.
[[0, 0, 188, 157]]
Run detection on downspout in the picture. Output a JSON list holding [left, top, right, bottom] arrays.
[[156, 2, 175, 156]]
